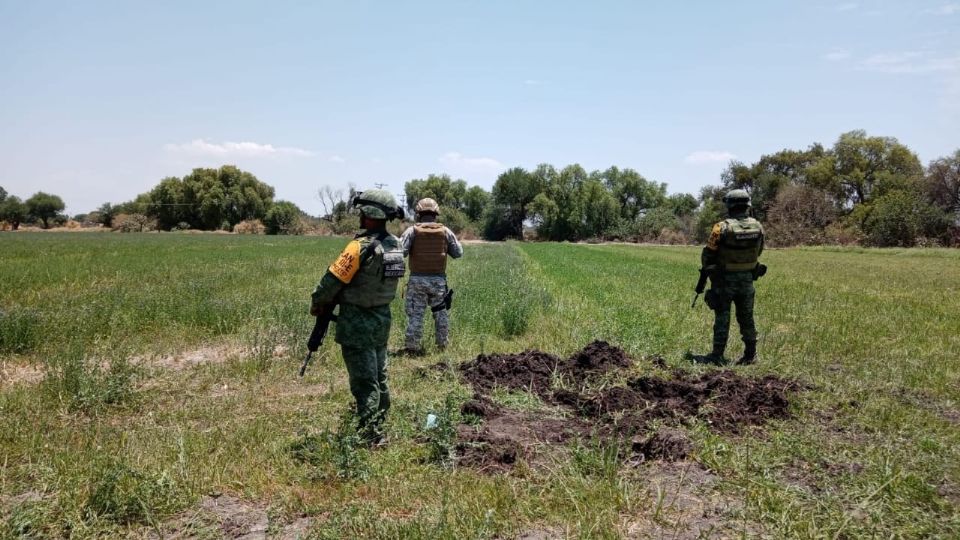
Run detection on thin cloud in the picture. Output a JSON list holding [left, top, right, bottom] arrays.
[[163, 139, 314, 158], [823, 48, 852, 61], [328, 155, 346, 163], [924, 3, 959, 15], [685, 151, 737, 164], [859, 51, 960, 74], [835, 2, 859, 11], [439, 151, 502, 169], [523, 79, 544, 86]]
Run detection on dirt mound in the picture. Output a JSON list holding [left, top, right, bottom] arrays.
[[453, 341, 801, 472], [460, 349, 561, 399]]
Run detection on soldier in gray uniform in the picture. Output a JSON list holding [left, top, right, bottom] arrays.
[[700, 189, 765, 365], [399, 198, 463, 354]]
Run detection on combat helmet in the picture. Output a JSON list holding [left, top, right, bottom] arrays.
[[722, 189, 751, 209], [352, 189, 404, 220], [414, 198, 440, 215]]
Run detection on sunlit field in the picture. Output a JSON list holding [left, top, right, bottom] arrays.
[[1, 233, 958, 538]]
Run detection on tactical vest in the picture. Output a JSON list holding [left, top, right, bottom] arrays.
[[409, 223, 448, 274], [718, 217, 764, 272], [340, 233, 405, 307]]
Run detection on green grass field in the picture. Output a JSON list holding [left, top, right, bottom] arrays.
[[1, 233, 958, 538]]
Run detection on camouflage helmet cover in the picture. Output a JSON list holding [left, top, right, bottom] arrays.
[[722, 188, 751, 208], [353, 189, 403, 220], [415, 197, 440, 215]]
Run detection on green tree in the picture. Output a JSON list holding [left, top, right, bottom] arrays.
[[489, 167, 544, 239], [96, 202, 118, 227], [264, 200, 303, 235], [25, 192, 66, 229], [404, 174, 467, 213], [811, 130, 923, 207], [0, 186, 7, 203], [720, 144, 827, 220], [666, 193, 698, 217], [577, 179, 620, 239], [461, 185, 490, 221], [0, 196, 27, 230], [596, 167, 667, 221], [925, 150, 960, 220]]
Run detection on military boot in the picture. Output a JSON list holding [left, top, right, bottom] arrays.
[[694, 343, 726, 365], [737, 340, 757, 365]]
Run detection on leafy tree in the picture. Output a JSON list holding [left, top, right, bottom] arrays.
[[264, 200, 304, 235], [811, 130, 923, 207], [596, 167, 667, 221], [666, 193, 698, 217], [577, 178, 620, 239], [720, 144, 827, 220], [462, 186, 491, 221], [96, 202, 118, 227], [25, 192, 66, 229], [925, 150, 960, 220], [0, 196, 27, 230], [489, 167, 544, 239], [404, 174, 466, 213], [0, 186, 7, 203]]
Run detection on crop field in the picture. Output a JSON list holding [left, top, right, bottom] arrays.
[[1, 233, 958, 539]]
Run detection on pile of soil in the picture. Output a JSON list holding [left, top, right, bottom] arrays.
[[453, 340, 800, 470]]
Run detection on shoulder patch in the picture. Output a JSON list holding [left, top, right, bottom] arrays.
[[329, 240, 363, 283], [706, 223, 723, 250]]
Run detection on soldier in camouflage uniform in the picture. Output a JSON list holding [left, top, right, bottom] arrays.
[[399, 198, 463, 354], [310, 189, 406, 444], [700, 189, 765, 365]]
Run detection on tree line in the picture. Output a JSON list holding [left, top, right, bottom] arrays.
[[3, 130, 957, 246], [407, 130, 959, 247]]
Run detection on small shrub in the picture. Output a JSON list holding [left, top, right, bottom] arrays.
[[42, 348, 137, 413], [655, 228, 689, 245], [233, 219, 266, 235], [425, 392, 461, 467], [85, 460, 178, 525], [288, 411, 370, 480]]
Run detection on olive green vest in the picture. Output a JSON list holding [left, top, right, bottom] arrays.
[[409, 223, 448, 274], [340, 233, 404, 308], [718, 217, 763, 272]]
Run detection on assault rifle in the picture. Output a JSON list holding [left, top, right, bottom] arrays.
[[299, 305, 337, 377], [691, 265, 717, 308], [431, 288, 454, 313]]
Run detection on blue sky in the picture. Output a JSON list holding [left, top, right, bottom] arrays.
[[1, 1, 958, 214]]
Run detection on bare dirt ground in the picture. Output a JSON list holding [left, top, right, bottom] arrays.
[[0, 361, 43, 387], [454, 341, 801, 471], [152, 494, 312, 540]]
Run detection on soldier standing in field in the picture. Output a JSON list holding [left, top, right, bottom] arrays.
[[310, 189, 406, 445], [699, 189, 766, 365], [399, 198, 463, 355]]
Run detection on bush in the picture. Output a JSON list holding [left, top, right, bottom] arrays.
[[264, 201, 305, 235], [112, 213, 155, 233], [636, 207, 681, 242], [765, 184, 839, 246], [852, 190, 950, 247], [233, 219, 266, 235], [42, 347, 137, 413], [439, 207, 469, 234], [655, 228, 690, 245]]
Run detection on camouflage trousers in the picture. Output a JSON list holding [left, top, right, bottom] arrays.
[[404, 275, 449, 350], [341, 345, 389, 440], [710, 272, 757, 350]]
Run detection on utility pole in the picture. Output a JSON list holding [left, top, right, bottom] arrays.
[[374, 182, 386, 189]]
